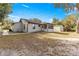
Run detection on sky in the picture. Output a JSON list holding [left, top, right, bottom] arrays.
[[9, 3, 76, 23]]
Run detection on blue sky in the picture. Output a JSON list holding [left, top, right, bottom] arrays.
[[9, 3, 76, 23]]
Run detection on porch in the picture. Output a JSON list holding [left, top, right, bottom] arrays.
[[41, 23, 53, 32]]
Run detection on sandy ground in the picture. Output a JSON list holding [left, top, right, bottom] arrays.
[[0, 32, 79, 56]]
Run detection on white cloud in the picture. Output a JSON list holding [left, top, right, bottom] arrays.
[[9, 15, 20, 18], [8, 15, 20, 22], [22, 4, 30, 8]]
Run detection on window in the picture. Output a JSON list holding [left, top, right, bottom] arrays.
[[38, 24, 40, 27]]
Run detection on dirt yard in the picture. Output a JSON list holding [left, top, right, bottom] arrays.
[[0, 32, 79, 56]]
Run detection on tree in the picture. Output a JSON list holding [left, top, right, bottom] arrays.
[[0, 3, 12, 36], [30, 18, 42, 23], [0, 3, 12, 24], [52, 17, 58, 25], [53, 3, 79, 32], [62, 14, 76, 31], [54, 3, 79, 13], [52, 17, 62, 25], [2, 17, 14, 30]]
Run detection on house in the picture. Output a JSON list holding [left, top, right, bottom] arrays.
[[11, 18, 54, 32], [11, 18, 63, 33], [53, 25, 64, 32]]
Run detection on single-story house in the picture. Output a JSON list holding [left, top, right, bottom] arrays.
[[11, 18, 54, 32], [11, 18, 64, 33]]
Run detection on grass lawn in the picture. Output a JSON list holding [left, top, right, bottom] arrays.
[[0, 32, 79, 56]]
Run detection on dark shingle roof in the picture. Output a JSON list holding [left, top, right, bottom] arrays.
[[20, 18, 53, 25]]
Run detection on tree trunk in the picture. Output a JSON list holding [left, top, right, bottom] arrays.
[[76, 17, 79, 33], [0, 24, 3, 37], [76, 21, 79, 33], [0, 29, 2, 37]]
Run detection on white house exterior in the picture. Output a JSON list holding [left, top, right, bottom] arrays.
[[11, 22, 24, 32], [27, 23, 41, 32], [53, 25, 64, 32], [11, 19, 63, 33], [11, 19, 43, 32]]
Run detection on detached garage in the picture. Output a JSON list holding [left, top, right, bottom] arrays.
[[53, 25, 64, 32]]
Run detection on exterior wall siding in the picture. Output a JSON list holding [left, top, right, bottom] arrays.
[[11, 22, 24, 32], [23, 22, 28, 32], [48, 29, 53, 32], [53, 26, 63, 32], [28, 24, 41, 32]]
